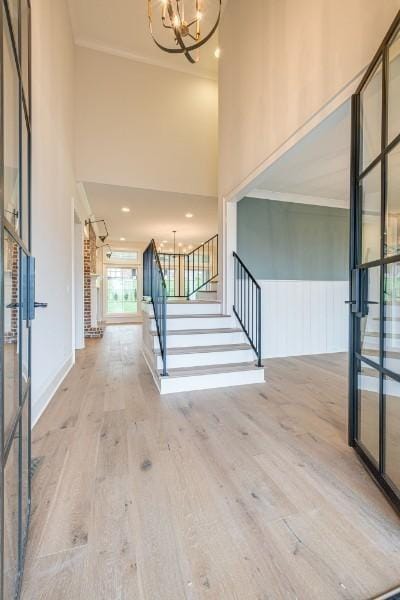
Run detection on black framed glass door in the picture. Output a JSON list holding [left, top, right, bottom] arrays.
[[1, 0, 32, 598], [349, 10, 400, 513]]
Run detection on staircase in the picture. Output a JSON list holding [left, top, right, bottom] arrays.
[[142, 238, 265, 395]]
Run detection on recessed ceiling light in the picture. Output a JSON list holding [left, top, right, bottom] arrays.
[[162, 240, 168, 244], [121, 207, 130, 213], [178, 242, 183, 247], [185, 213, 194, 218], [120, 237, 126, 241], [214, 47, 221, 59]]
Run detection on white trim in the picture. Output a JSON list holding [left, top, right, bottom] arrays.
[[75, 38, 217, 81], [247, 189, 349, 209], [32, 354, 75, 427]]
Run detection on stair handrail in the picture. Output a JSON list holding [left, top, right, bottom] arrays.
[[158, 234, 218, 299], [143, 239, 168, 376], [233, 251, 263, 368], [186, 234, 218, 298]]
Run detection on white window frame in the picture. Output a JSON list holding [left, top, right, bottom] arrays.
[[102, 247, 142, 323]]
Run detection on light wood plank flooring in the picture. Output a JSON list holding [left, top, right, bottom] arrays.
[[21, 324, 400, 600]]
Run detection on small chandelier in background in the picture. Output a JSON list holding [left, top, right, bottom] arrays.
[[147, 0, 221, 64]]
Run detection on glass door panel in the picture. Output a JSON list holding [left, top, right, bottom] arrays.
[[1, 2, 32, 596], [360, 266, 380, 361], [350, 12, 400, 513], [20, 400, 30, 548], [384, 262, 400, 373], [388, 27, 400, 144], [3, 16, 20, 232], [360, 60, 382, 171], [357, 362, 380, 464], [106, 267, 138, 315], [385, 143, 400, 256], [360, 164, 381, 263], [3, 428, 20, 599], [3, 230, 20, 443], [384, 376, 400, 492], [21, 117, 30, 246], [21, 0, 30, 109]]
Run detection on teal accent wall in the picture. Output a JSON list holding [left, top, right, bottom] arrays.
[[237, 197, 349, 280]]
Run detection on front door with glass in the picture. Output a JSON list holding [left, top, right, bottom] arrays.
[[1, 1, 32, 598], [349, 10, 400, 512]]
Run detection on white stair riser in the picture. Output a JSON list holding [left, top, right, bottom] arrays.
[[166, 301, 221, 315], [194, 291, 218, 301], [363, 336, 400, 351], [362, 337, 379, 350], [146, 303, 222, 316], [149, 316, 233, 332], [153, 331, 246, 349], [159, 368, 265, 394], [156, 348, 255, 369]]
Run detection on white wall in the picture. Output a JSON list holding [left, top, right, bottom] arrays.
[[75, 46, 218, 198], [260, 280, 348, 358], [31, 0, 77, 424], [74, 221, 85, 349], [219, 0, 400, 201]]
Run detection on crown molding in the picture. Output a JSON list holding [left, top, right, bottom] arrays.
[[247, 189, 349, 209], [74, 38, 218, 81]]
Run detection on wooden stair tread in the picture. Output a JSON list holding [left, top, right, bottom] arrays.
[[149, 314, 230, 320], [365, 331, 400, 339], [363, 348, 400, 358], [161, 362, 263, 378], [166, 299, 220, 304]]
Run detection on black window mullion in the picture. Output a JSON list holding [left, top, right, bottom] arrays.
[[379, 43, 389, 476]]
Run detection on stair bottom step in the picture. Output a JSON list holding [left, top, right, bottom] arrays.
[[157, 363, 265, 395]]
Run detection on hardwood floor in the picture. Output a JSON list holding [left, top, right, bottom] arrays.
[[21, 325, 400, 600]]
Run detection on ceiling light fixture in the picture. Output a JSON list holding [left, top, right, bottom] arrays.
[[120, 237, 126, 241], [147, 0, 222, 64], [121, 207, 130, 213], [214, 47, 221, 58], [185, 213, 193, 218]]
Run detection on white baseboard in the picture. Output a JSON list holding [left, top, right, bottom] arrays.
[[31, 354, 75, 427]]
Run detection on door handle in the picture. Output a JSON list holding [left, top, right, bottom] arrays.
[[345, 300, 355, 305], [34, 302, 48, 308]]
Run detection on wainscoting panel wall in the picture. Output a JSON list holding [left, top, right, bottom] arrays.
[[259, 280, 348, 358]]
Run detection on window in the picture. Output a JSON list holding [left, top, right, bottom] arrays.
[[106, 267, 138, 314], [108, 250, 138, 262]]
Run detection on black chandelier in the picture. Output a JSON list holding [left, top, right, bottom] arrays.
[[147, 0, 221, 64]]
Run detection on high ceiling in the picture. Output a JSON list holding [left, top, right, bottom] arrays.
[[83, 182, 218, 247], [248, 101, 351, 208], [67, 0, 222, 79]]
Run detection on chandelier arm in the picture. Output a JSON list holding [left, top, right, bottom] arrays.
[[174, 28, 197, 63], [147, 0, 221, 60]]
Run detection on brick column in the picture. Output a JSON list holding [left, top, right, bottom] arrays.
[[84, 224, 104, 339]]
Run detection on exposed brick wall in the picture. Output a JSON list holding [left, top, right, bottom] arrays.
[[4, 237, 18, 344], [84, 223, 104, 339]]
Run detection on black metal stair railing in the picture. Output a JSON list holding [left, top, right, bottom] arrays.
[[158, 234, 218, 299], [143, 240, 168, 376], [233, 252, 263, 368]]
